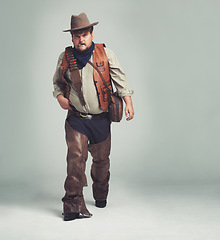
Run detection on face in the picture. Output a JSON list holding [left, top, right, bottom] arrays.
[[72, 30, 93, 52]]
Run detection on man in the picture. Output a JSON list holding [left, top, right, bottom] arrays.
[[53, 13, 134, 221]]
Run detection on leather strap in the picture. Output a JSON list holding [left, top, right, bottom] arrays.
[[65, 47, 86, 106], [60, 53, 70, 99], [88, 60, 116, 104], [88, 60, 112, 95]]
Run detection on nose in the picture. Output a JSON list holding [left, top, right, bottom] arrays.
[[79, 36, 85, 42]]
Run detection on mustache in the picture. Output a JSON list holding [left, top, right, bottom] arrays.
[[77, 43, 86, 47]]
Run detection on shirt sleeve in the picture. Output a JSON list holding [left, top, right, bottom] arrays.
[[104, 47, 134, 97], [52, 52, 65, 98]]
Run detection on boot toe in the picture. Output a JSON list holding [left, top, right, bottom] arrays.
[[63, 212, 80, 221], [79, 212, 93, 218], [95, 200, 107, 208]]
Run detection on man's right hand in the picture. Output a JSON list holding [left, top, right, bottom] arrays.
[[57, 94, 72, 110]]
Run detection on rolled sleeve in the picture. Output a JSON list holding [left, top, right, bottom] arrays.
[[104, 48, 134, 97]]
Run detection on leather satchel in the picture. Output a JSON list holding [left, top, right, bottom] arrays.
[[108, 92, 123, 122], [88, 61, 123, 122]]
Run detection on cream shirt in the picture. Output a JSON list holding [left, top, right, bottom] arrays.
[[53, 47, 133, 114]]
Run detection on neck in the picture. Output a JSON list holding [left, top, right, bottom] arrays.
[[72, 42, 95, 69]]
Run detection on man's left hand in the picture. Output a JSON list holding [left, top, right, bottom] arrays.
[[123, 96, 134, 121]]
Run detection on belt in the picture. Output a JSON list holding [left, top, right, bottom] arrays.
[[69, 106, 109, 120]]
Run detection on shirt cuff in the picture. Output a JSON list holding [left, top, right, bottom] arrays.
[[53, 90, 64, 98], [117, 89, 134, 98]]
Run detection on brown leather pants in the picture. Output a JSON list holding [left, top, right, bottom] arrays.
[[62, 120, 111, 216]]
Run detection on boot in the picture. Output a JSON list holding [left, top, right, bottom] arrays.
[[62, 120, 92, 218], [88, 134, 111, 204]]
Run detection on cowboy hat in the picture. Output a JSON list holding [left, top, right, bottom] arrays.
[[63, 13, 98, 32]]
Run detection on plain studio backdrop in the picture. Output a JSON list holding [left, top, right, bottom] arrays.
[[1, 0, 220, 239]]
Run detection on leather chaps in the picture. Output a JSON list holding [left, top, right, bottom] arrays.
[[62, 120, 111, 216]]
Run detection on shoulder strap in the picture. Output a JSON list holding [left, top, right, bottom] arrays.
[[59, 52, 70, 99], [88, 60, 112, 97], [65, 46, 86, 106], [65, 46, 78, 71]]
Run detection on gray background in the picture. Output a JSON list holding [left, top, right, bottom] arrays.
[[1, 0, 220, 239]]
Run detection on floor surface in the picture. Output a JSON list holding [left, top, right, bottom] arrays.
[[1, 179, 220, 240]]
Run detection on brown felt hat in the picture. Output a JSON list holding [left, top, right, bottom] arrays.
[[63, 13, 98, 32]]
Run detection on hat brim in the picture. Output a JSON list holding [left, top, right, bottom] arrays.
[[63, 22, 99, 32]]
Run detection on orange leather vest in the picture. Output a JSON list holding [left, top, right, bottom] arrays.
[[92, 44, 113, 111], [61, 43, 113, 112]]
